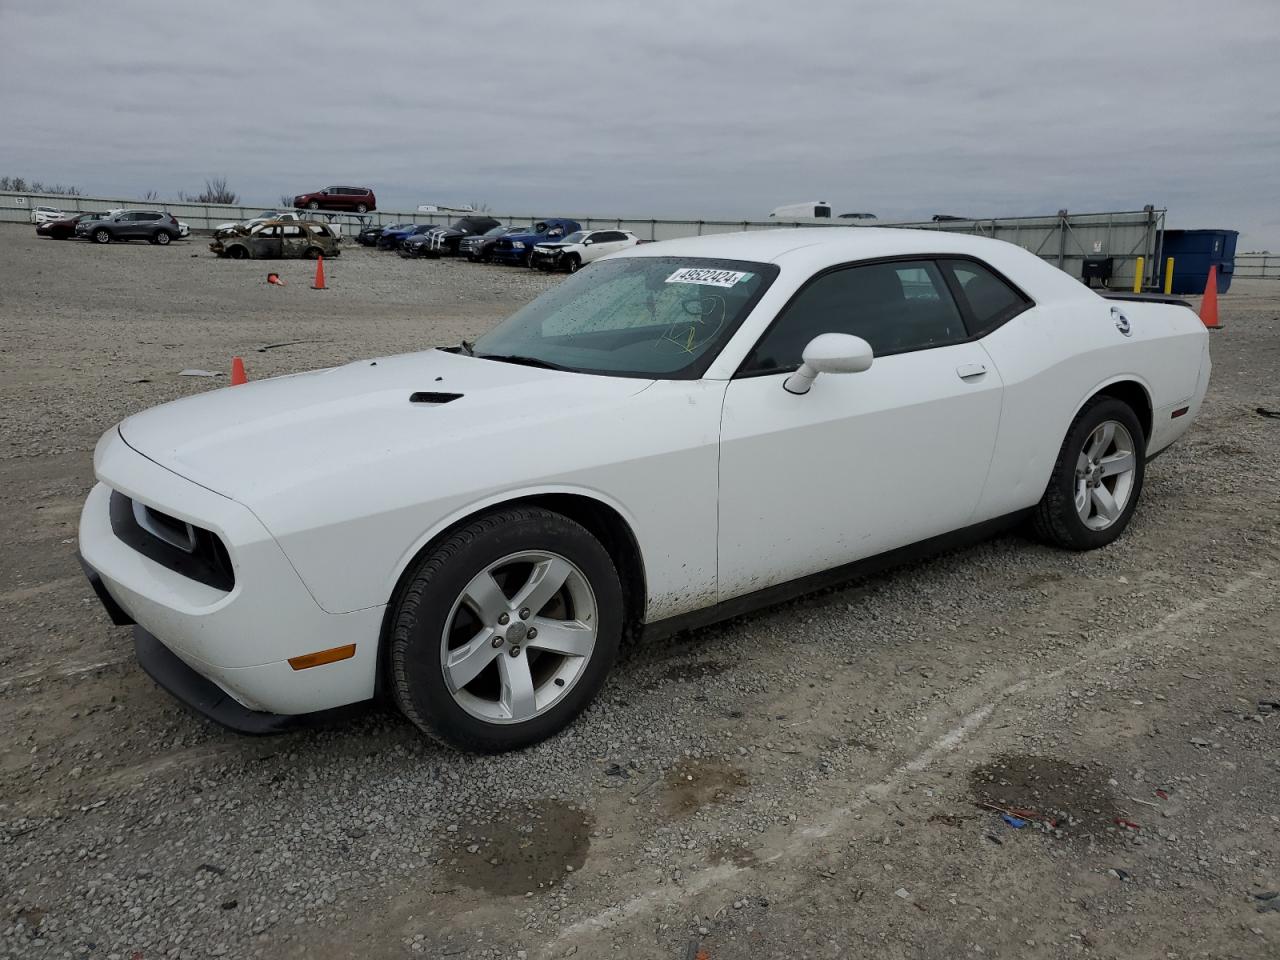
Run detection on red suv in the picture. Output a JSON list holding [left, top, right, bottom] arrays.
[[292, 186, 377, 213]]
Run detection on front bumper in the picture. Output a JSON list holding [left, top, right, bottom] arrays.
[[131, 626, 359, 734], [78, 430, 384, 722], [530, 250, 564, 269]]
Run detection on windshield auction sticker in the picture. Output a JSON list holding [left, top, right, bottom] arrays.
[[665, 267, 751, 288]]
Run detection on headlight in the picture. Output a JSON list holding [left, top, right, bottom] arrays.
[[512, 241, 526, 250]]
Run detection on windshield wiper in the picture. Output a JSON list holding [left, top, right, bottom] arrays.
[[475, 352, 572, 372]]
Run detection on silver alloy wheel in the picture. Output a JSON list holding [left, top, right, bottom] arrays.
[[1074, 420, 1138, 530], [440, 550, 598, 724]]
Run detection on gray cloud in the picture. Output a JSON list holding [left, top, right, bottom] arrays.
[[1, 0, 1277, 246]]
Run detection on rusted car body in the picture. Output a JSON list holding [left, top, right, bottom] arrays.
[[210, 220, 342, 260]]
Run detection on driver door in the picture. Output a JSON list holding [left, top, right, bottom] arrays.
[[251, 225, 283, 258], [716, 258, 1004, 601]]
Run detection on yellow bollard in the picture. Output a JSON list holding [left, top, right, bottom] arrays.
[[1164, 257, 1174, 295], [1133, 256, 1145, 293]]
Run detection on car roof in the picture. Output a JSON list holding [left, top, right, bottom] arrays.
[[614, 228, 1094, 302]]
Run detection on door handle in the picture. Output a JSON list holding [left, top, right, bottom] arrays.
[[956, 362, 988, 381]]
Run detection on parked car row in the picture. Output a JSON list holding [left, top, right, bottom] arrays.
[[352, 214, 640, 271], [34, 209, 189, 244]]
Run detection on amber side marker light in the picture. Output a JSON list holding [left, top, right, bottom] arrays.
[[1171, 406, 1190, 419], [288, 644, 356, 671]]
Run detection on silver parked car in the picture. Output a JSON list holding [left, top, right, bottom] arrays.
[[76, 209, 182, 245]]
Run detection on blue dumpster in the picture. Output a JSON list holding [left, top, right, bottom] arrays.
[[1159, 229, 1238, 295]]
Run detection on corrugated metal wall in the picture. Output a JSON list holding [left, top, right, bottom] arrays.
[[1, 191, 1165, 287]]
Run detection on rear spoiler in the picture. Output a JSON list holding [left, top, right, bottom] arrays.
[[1100, 292, 1193, 309]]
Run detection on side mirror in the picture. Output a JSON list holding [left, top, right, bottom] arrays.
[[783, 333, 873, 395]]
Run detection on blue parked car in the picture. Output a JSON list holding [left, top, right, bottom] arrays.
[[377, 222, 435, 250], [490, 218, 580, 266]]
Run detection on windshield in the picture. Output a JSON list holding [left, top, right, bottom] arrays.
[[471, 256, 778, 379], [482, 225, 508, 237]]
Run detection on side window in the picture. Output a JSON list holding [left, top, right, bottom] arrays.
[[257, 226, 280, 238], [598, 231, 625, 242], [742, 260, 966, 373], [942, 259, 1030, 336], [281, 225, 304, 237], [142, 213, 163, 222]]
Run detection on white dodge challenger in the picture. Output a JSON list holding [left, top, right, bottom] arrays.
[[78, 229, 1210, 751]]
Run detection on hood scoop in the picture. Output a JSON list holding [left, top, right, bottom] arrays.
[[409, 391, 463, 405]]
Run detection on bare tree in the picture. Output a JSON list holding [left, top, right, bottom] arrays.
[[142, 189, 161, 202], [279, 194, 296, 209], [191, 177, 238, 204], [468, 200, 493, 213], [0, 176, 82, 195]]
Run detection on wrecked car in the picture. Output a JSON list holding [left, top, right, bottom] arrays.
[[489, 218, 580, 266], [530, 229, 640, 272], [209, 220, 341, 259]]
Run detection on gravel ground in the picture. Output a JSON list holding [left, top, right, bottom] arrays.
[[1, 225, 1278, 959]]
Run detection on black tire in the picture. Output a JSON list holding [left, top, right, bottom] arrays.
[[155, 231, 171, 245], [563, 254, 581, 274], [92, 228, 111, 244], [307, 201, 320, 210], [1032, 396, 1146, 550], [304, 247, 322, 260], [227, 246, 249, 260], [390, 506, 624, 752]]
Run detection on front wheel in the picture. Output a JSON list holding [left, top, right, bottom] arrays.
[[390, 506, 623, 752], [563, 254, 581, 273], [307, 201, 320, 210], [1032, 396, 1146, 550], [92, 228, 111, 244]]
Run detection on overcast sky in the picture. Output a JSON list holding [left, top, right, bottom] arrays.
[[2, 1, 1278, 247]]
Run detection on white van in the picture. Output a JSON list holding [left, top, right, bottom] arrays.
[[768, 201, 832, 220]]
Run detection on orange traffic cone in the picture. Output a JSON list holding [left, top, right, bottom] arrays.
[[1199, 265, 1222, 329], [312, 255, 326, 290], [230, 356, 247, 385], [267, 272, 286, 286]]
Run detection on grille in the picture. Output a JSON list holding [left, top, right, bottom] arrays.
[[109, 490, 235, 591]]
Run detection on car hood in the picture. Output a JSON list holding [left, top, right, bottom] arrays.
[[118, 349, 651, 506], [535, 242, 573, 250]]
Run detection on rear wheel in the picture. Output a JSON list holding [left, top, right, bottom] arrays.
[[1032, 396, 1145, 550], [304, 247, 323, 260], [92, 228, 111, 244], [154, 231, 171, 245], [356, 203, 368, 214], [390, 506, 623, 752]]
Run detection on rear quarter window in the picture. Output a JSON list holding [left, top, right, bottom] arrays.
[[942, 259, 1032, 336]]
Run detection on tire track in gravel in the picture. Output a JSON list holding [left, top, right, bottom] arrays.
[[540, 566, 1273, 957]]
